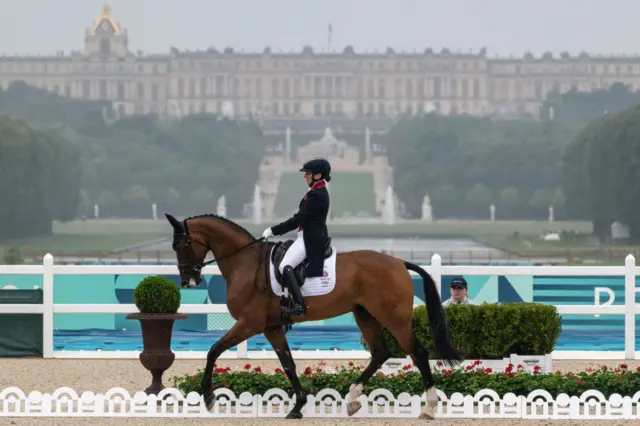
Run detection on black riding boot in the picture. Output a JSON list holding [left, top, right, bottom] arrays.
[[283, 265, 306, 316]]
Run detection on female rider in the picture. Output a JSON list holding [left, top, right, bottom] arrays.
[[261, 158, 331, 317]]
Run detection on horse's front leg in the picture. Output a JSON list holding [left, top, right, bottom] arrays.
[[200, 320, 260, 409], [263, 326, 308, 419]]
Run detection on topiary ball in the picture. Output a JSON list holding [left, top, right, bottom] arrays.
[[133, 276, 181, 314]]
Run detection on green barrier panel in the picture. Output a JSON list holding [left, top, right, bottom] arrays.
[[0, 289, 43, 357]]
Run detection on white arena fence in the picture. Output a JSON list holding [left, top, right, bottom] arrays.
[[1, 253, 639, 360], [2, 386, 640, 419]]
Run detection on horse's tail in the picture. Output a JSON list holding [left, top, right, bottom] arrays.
[[404, 261, 462, 367]]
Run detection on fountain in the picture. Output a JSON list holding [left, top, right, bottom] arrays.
[[94, 204, 99, 219], [285, 126, 291, 164], [253, 184, 262, 225], [364, 127, 372, 164], [384, 186, 396, 225], [217, 195, 226, 217], [548, 205, 554, 222], [422, 195, 433, 221], [489, 204, 496, 221], [152, 203, 157, 221]]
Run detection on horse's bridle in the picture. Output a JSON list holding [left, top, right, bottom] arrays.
[[172, 220, 266, 284]]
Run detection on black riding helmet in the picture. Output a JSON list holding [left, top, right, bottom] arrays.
[[299, 158, 332, 182]]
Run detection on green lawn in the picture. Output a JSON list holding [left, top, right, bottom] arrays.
[[2, 218, 635, 259], [0, 219, 170, 256]]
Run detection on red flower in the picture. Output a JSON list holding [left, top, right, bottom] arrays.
[[348, 361, 354, 366], [253, 367, 262, 373], [517, 364, 523, 370], [244, 363, 251, 370], [190, 375, 197, 381], [485, 368, 492, 374], [507, 372, 515, 377], [466, 365, 473, 370], [577, 379, 585, 385], [601, 365, 608, 371], [473, 360, 482, 366], [275, 368, 284, 375], [436, 361, 443, 367], [620, 364, 628, 370], [304, 366, 312, 374]]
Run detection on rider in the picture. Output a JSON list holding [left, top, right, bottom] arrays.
[[261, 158, 331, 317]]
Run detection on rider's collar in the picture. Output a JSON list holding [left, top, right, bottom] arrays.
[[308, 180, 326, 191]]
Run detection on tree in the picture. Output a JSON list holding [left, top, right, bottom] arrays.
[[0, 115, 81, 238], [499, 186, 520, 218], [562, 104, 640, 240]]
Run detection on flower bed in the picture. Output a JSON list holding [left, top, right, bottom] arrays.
[[170, 361, 640, 399]]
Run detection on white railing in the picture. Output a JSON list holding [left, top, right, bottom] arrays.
[[1, 253, 639, 360]]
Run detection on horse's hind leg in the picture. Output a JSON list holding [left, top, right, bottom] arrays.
[[346, 305, 392, 416], [263, 326, 308, 419], [383, 320, 438, 420]]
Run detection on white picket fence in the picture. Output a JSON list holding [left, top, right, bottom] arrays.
[[2, 386, 640, 419], [1, 253, 639, 360]]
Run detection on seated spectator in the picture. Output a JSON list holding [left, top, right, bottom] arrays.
[[442, 277, 476, 306]]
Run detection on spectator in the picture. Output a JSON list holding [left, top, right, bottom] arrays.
[[442, 277, 476, 306]]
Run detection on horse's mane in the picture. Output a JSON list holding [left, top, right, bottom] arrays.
[[184, 213, 257, 241]]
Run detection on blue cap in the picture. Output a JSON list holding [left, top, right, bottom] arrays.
[[450, 277, 467, 288]]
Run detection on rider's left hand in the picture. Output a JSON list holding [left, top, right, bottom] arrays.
[[262, 228, 274, 239]]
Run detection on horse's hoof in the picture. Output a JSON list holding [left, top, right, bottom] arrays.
[[285, 410, 303, 419], [203, 393, 215, 411], [347, 400, 361, 416], [419, 408, 436, 420]]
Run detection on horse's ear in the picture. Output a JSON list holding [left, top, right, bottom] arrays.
[[164, 213, 184, 234]]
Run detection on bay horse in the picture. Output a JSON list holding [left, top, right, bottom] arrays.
[[164, 213, 461, 420]]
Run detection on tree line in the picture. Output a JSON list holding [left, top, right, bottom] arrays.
[[384, 115, 575, 220], [385, 83, 640, 223], [0, 82, 265, 238], [2, 78, 639, 239]]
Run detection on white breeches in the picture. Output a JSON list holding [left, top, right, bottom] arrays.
[[279, 231, 307, 274]]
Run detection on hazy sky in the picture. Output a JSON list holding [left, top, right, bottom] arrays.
[[1, 0, 637, 57]]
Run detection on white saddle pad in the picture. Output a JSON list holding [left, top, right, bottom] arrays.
[[269, 245, 338, 297]]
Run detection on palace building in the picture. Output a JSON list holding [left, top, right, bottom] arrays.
[[1, 5, 640, 121]]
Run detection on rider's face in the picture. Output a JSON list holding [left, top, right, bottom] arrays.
[[304, 171, 312, 185]]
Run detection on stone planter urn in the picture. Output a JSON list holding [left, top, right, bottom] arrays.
[[126, 312, 187, 395], [128, 275, 187, 395]]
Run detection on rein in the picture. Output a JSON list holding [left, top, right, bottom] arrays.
[[185, 234, 270, 291], [191, 236, 265, 267]]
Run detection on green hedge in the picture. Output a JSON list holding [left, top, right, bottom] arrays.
[[361, 303, 562, 359]]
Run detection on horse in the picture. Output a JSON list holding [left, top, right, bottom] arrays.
[[164, 213, 462, 420]]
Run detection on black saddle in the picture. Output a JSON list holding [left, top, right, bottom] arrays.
[[271, 237, 333, 287]]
